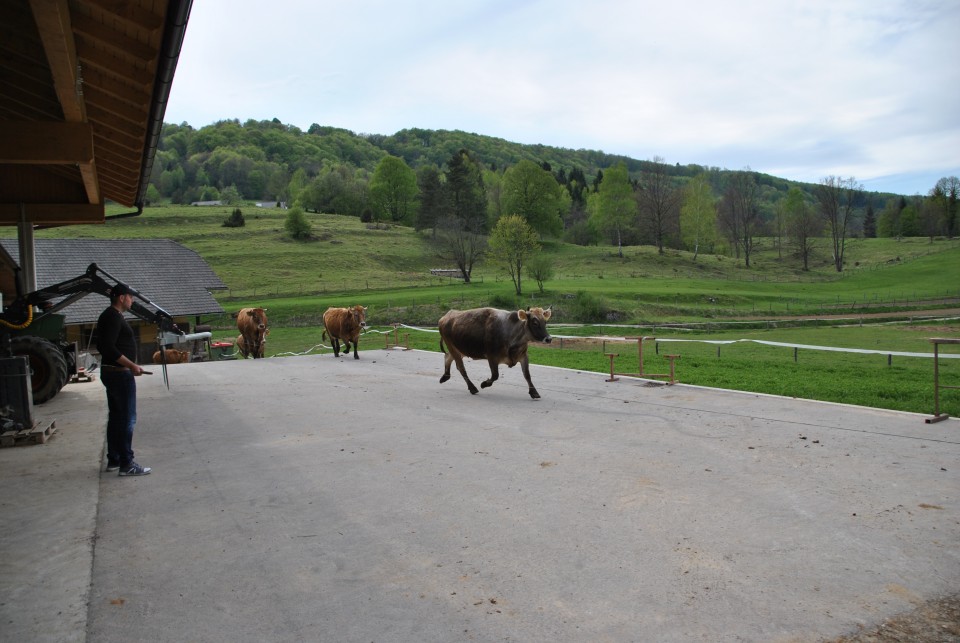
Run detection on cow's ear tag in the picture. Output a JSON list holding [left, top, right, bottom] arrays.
[[517, 309, 528, 321], [543, 309, 552, 320]]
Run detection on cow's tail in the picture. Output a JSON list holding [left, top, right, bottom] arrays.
[[322, 329, 328, 342], [439, 336, 447, 354]]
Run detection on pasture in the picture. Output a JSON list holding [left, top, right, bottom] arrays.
[[17, 203, 960, 417]]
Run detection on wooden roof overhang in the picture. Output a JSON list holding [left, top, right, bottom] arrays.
[[0, 0, 192, 226]]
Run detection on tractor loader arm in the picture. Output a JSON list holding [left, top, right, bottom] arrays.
[[1, 262, 179, 334]]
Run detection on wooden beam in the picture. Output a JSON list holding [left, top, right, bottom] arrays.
[[78, 162, 100, 204], [0, 122, 93, 164], [0, 202, 105, 226], [27, 0, 100, 205], [29, 0, 85, 122]]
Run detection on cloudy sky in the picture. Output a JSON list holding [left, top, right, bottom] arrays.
[[164, 0, 960, 196]]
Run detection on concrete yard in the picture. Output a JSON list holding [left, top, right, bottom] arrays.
[[1, 348, 957, 642]]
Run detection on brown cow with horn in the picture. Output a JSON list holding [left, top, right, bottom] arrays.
[[322, 305, 367, 359], [234, 307, 269, 358], [438, 306, 552, 399]]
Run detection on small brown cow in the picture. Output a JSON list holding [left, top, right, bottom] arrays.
[[439, 307, 552, 399], [322, 305, 367, 359], [152, 348, 190, 364], [235, 330, 268, 359], [235, 307, 268, 359]]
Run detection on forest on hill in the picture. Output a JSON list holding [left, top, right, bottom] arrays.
[[149, 118, 959, 269]]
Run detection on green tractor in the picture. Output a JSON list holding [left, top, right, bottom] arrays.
[[1, 262, 179, 404]]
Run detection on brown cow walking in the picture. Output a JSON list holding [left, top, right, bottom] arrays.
[[235, 307, 268, 358], [322, 305, 367, 359], [438, 307, 552, 399]]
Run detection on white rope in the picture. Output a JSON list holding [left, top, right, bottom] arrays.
[[548, 334, 960, 359], [272, 343, 330, 357], [386, 325, 960, 360]]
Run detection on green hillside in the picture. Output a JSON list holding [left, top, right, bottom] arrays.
[[25, 203, 960, 325]]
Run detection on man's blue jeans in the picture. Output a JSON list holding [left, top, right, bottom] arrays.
[[101, 370, 137, 467]]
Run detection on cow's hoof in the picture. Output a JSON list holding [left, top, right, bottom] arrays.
[[529, 390, 541, 399], [481, 380, 493, 389], [468, 385, 479, 395], [353, 354, 360, 360], [439, 374, 450, 384]]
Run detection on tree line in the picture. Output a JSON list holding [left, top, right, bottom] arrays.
[[149, 119, 958, 288]]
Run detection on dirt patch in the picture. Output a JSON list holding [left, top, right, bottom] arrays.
[[827, 594, 960, 642], [905, 326, 960, 334]]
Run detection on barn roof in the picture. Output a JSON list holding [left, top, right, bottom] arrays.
[[0, 238, 226, 324], [0, 0, 192, 226]]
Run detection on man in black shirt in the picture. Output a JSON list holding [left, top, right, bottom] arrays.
[[96, 283, 151, 476]]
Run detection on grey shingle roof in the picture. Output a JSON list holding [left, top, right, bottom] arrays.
[[1, 239, 226, 325]]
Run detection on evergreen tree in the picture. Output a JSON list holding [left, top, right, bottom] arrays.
[[415, 165, 445, 235], [863, 203, 877, 238], [223, 207, 245, 228], [444, 149, 487, 230], [436, 150, 487, 281]]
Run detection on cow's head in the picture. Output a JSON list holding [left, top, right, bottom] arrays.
[[518, 307, 552, 343], [352, 305, 368, 328], [250, 308, 268, 330]]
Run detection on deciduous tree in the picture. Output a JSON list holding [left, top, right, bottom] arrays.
[[815, 176, 862, 272], [526, 253, 555, 293], [489, 215, 541, 295], [589, 163, 636, 257], [284, 205, 312, 240], [501, 160, 564, 237], [679, 173, 717, 260], [717, 170, 760, 267], [435, 215, 486, 284], [369, 155, 418, 225], [637, 156, 681, 254], [784, 188, 820, 271]]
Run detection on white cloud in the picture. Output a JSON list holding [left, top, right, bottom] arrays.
[[165, 0, 960, 194]]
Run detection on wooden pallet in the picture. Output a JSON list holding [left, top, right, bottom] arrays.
[[0, 420, 57, 447], [70, 367, 95, 383]]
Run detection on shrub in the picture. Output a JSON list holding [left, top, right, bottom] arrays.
[[489, 293, 519, 309], [570, 290, 609, 322], [284, 205, 313, 240], [222, 207, 245, 228]]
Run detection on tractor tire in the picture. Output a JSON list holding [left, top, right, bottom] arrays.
[[11, 335, 70, 404]]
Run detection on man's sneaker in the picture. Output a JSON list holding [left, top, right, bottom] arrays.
[[105, 462, 120, 472], [118, 462, 151, 476]]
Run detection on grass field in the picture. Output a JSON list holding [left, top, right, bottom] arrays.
[[9, 203, 959, 417]]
